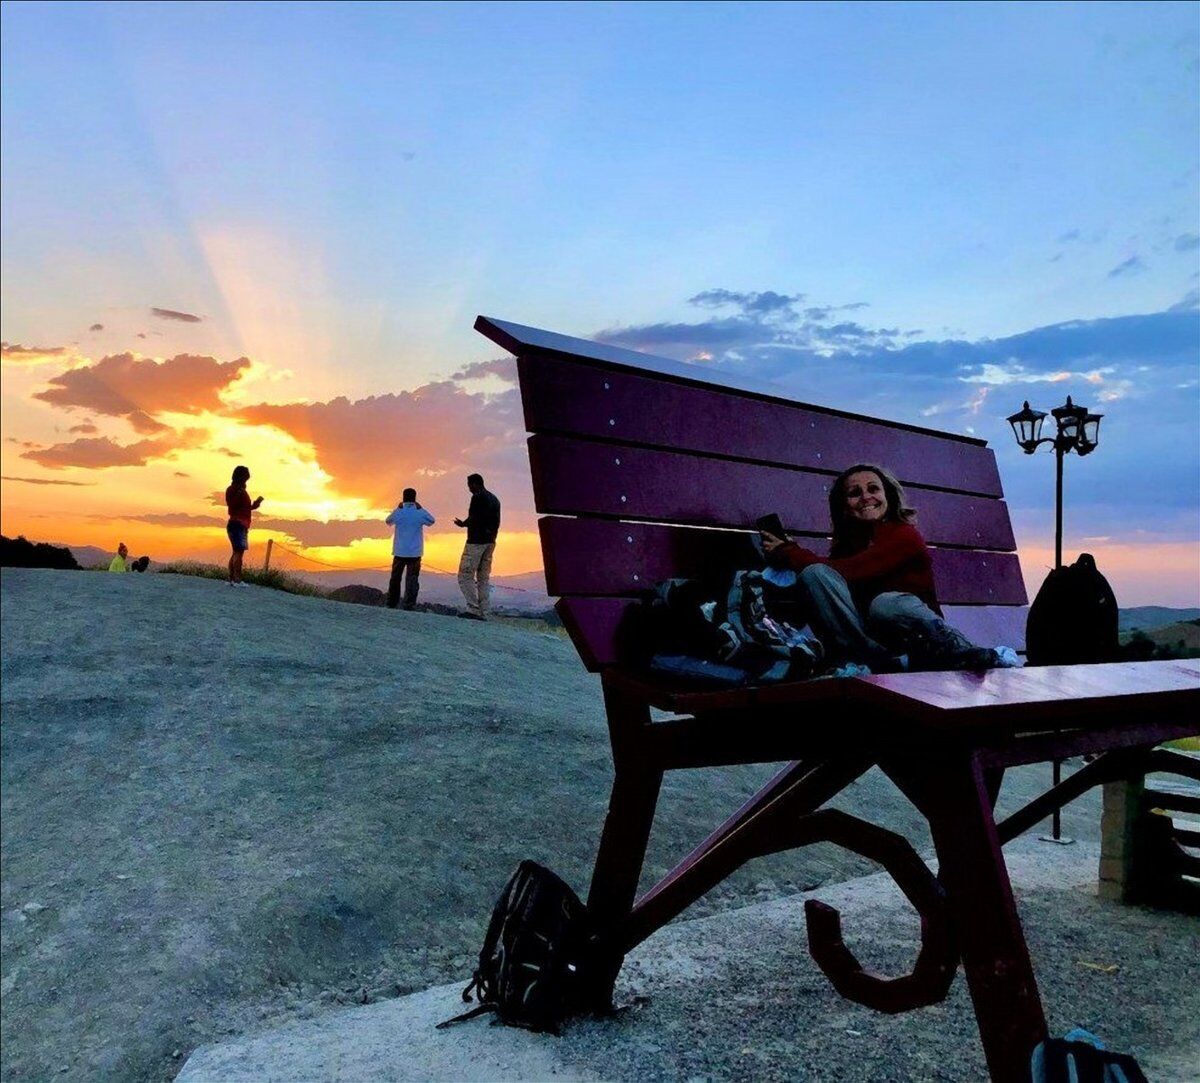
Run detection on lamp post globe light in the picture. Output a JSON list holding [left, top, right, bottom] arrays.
[[1006, 395, 1103, 570]]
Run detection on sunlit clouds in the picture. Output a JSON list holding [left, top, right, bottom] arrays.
[[0, 333, 539, 575]]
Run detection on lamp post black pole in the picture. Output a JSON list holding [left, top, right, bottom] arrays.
[[1055, 438, 1065, 572], [1050, 434, 1068, 840], [1007, 394, 1103, 845]]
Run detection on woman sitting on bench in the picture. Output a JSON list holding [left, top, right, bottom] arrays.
[[761, 463, 1019, 673]]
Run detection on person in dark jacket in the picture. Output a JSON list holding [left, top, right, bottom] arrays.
[[762, 463, 1019, 672], [453, 473, 500, 620]]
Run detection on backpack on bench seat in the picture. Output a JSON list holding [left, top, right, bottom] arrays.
[[437, 860, 597, 1035]]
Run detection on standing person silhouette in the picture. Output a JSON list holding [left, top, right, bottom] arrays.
[[225, 465, 263, 587], [108, 542, 129, 572], [453, 473, 500, 620], [385, 487, 435, 610]]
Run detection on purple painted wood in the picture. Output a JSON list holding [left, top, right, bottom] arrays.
[[857, 659, 1200, 730], [516, 354, 1005, 497], [529, 436, 1016, 547], [539, 518, 1026, 605], [556, 596, 1028, 671], [477, 316, 1002, 487], [885, 754, 1048, 1081], [799, 811, 957, 1014]]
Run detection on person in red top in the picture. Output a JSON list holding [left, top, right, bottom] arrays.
[[762, 463, 1017, 672], [225, 464, 264, 587]]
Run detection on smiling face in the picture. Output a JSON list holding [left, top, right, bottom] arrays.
[[842, 469, 889, 523]]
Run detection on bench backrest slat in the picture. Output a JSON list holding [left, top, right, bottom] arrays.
[[517, 353, 1004, 497], [539, 518, 1026, 606], [529, 434, 1017, 550], [475, 315, 1028, 673]]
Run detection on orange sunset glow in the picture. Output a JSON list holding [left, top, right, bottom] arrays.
[[1, 336, 543, 577]]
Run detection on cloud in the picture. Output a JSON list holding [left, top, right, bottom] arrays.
[[89, 324, 103, 332], [0, 474, 96, 487], [20, 430, 204, 470], [449, 358, 518, 382], [174, 471, 191, 478], [596, 289, 896, 360], [151, 307, 203, 323], [117, 512, 220, 528], [1174, 233, 1200, 252], [1108, 255, 1146, 278], [599, 295, 1197, 541], [33, 352, 250, 432], [958, 365, 1071, 388], [255, 517, 389, 547], [688, 289, 805, 316], [67, 421, 98, 434], [1168, 288, 1200, 313], [2, 342, 69, 365], [232, 380, 533, 530]]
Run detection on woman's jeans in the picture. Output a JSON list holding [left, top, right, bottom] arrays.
[[793, 564, 985, 671]]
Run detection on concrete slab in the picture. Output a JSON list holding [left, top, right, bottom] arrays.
[[177, 840, 1200, 1082]]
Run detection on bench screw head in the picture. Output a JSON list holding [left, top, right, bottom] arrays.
[[609, 418, 615, 426], [604, 382, 610, 390], [627, 535, 633, 543], [620, 495, 627, 502], [614, 457, 621, 465]]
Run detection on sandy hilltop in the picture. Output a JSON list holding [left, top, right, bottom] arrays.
[[2, 567, 1197, 1082]]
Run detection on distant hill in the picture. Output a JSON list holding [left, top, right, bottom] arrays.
[[1131, 620, 1200, 653], [286, 567, 552, 613], [61, 543, 116, 569], [1119, 606, 1200, 634]]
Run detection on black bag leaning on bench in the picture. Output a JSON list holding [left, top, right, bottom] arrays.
[[437, 860, 597, 1034], [1026, 552, 1120, 666]]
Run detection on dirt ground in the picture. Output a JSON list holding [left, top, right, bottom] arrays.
[[1, 567, 1108, 1081]]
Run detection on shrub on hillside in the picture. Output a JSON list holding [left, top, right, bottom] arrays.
[[1120, 629, 1200, 661], [157, 561, 327, 597], [328, 584, 386, 607], [0, 535, 80, 570]]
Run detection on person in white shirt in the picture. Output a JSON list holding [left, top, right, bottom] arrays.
[[385, 488, 435, 610]]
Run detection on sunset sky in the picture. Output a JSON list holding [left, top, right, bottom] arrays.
[[2, 2, 1197, 603]]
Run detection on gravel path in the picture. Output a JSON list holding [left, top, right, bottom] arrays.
[[0, 568, 1120, 1081]]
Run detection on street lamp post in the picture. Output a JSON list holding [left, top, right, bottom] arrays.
[[1006, 395, 1103, 844], [1005, 395, 1103, 571]]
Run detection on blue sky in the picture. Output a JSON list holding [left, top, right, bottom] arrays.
[[2, 1, 1198, 601]]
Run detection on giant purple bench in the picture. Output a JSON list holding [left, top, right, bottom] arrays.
[[476, 315, 1200, 1081]]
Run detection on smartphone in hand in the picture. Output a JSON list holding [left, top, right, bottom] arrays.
[[755, 513, 787, 540]]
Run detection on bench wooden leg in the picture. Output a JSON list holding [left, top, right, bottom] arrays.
[[586, 680, 663, 1007], [625, 755, 870, 950], [586, 763, 662, 1006], [887, 753, 1047, 1083]]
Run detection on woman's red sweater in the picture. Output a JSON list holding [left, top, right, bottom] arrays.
[[776, 520, 941, 615]]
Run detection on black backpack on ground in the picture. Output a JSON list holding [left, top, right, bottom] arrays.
[[437, 861, 597, 1035], [1026, 553, 1120, 666]]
